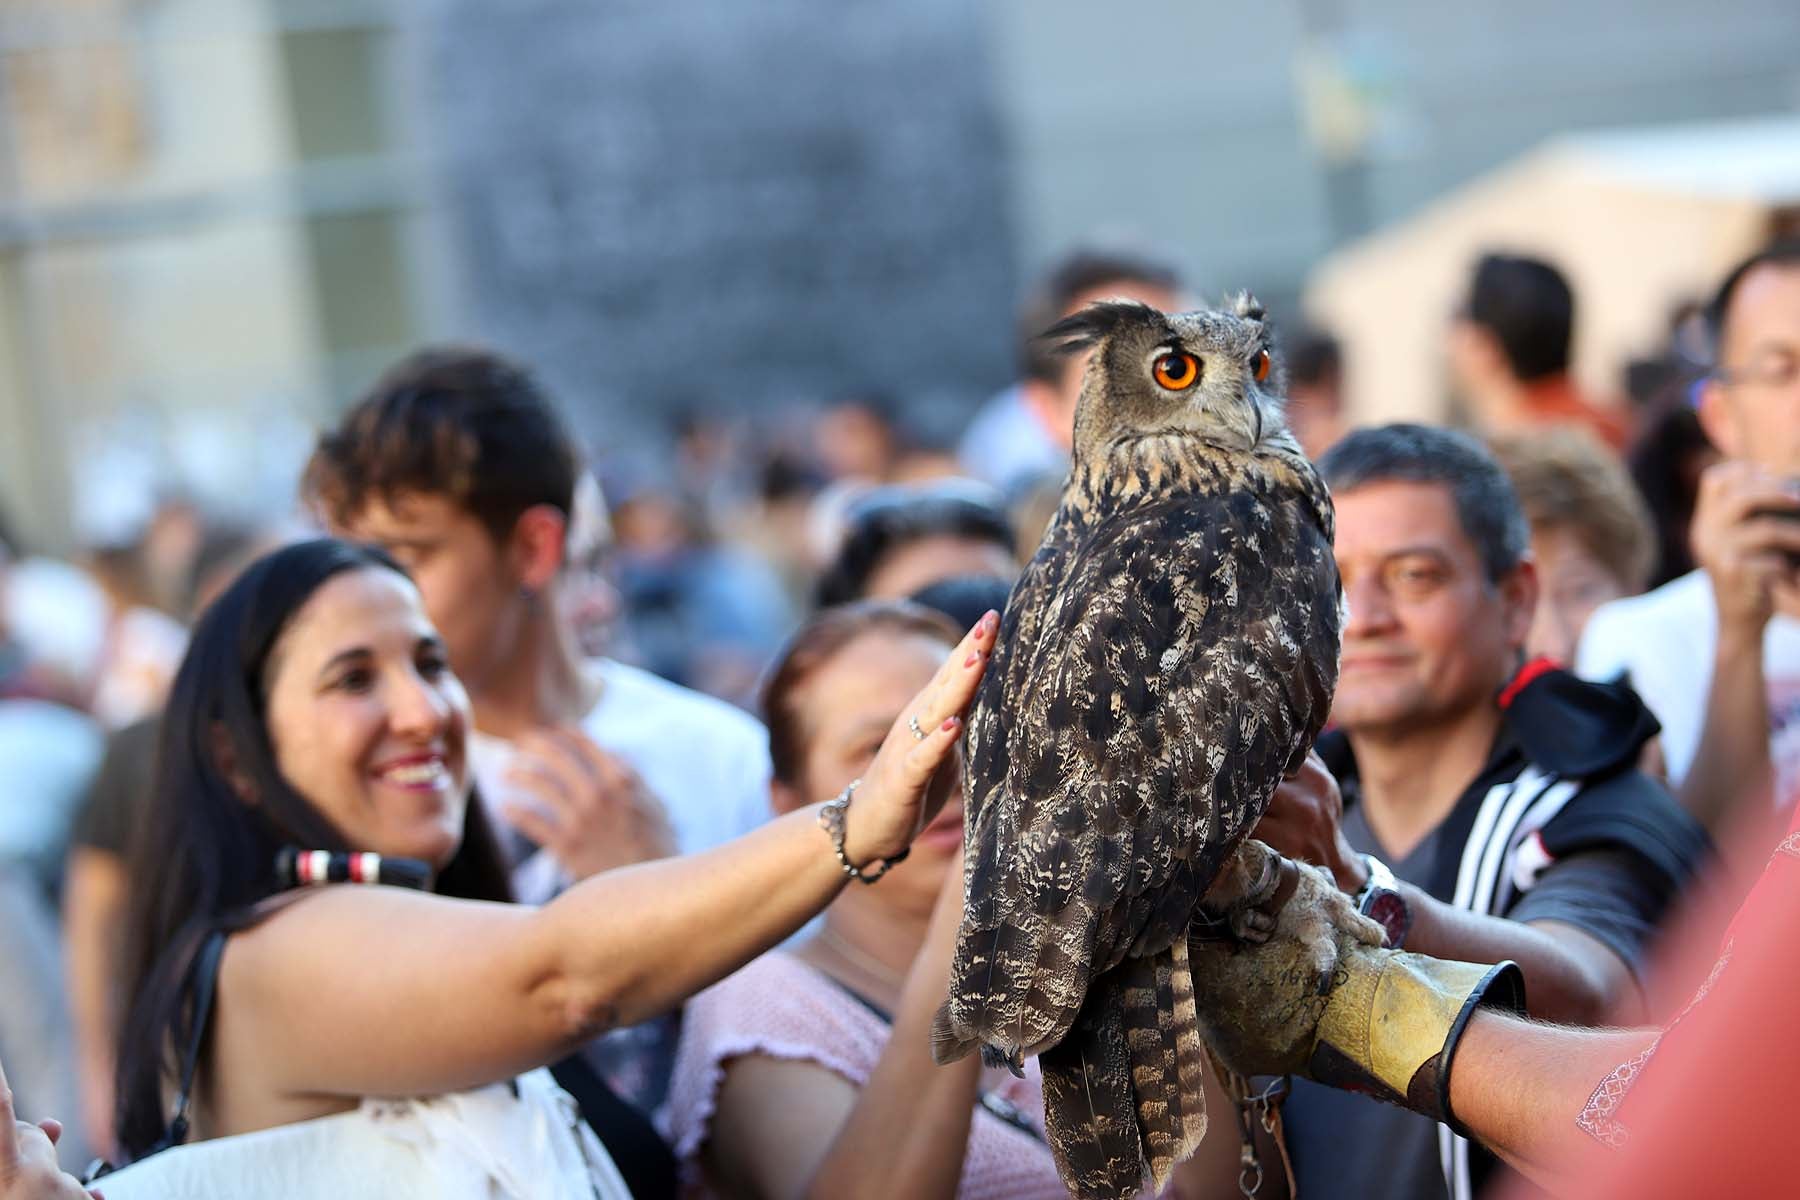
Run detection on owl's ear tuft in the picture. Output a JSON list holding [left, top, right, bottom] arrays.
[[1038, 300, 1161, 357], [1228, 291, 1266, 324]]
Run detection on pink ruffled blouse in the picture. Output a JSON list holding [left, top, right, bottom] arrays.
[[667, 951, 1069, 1199]]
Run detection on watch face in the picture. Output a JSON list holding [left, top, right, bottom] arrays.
[[1364, 890, 1411, 948]]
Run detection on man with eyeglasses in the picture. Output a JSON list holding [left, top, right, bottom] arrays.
[[1580, 240, 1800, 835]]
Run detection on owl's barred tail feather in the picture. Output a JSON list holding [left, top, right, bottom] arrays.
[[1038, 944, 1207, 1199]]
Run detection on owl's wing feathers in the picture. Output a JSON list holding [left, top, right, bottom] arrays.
[[938, 475, 1338, 1068]]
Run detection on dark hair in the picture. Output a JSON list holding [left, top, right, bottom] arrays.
[[760, 600, 963, 788], [814, 482, 1016, 609], [1318, 424, 1530, 582], [1285, 326, 1342, 389], [1703, 238, 1800, 357], [303, 346, 583, 545], [907, 574, 1017, 633], [1490, 430, 1654, 592], [182, 525, 266, 620], [1017, 249, 1182, 384], [1464, 254, 1574, 382], [114, 538, 513, 1161], [1627, 399, 1719, 587]]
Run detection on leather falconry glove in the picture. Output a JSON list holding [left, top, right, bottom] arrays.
[[1190, 856, 1525, 1136]]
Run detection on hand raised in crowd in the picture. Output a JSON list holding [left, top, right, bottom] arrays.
[[0, 1060, 101, 1200], [1691, 461, 1800, 640], [498, 728, 678, 881], [1251, 751, 1369, 895]]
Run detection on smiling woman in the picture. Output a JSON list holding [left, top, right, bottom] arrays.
[[263, 567, 472, 868], [94, 541, 994, 1199]]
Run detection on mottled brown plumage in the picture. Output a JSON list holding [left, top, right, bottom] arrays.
[[931, 298, 1341, 1199]]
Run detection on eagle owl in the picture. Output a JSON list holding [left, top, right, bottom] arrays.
[[932, 297, 1342, 1198]]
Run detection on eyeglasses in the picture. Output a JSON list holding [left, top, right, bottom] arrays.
[[1712, 346, 1800, 390]]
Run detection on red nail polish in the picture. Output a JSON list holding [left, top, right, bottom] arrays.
[[964, 651, 980, 667], [942, 717, 960, 731]]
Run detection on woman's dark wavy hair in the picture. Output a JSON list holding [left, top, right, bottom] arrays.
[[113, 538, 513, 1161]]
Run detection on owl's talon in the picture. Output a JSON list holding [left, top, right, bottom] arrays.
[[1231, 908, 1277, 944], [981, 1043, 1027, 1078]]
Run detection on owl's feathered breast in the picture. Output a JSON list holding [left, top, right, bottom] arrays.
[[952, 441, 1338, 1057]]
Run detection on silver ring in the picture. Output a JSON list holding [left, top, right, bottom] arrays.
[[908, 715, 927, 741]]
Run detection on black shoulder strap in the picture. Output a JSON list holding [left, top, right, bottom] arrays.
[[149, 927, 229, 1157]]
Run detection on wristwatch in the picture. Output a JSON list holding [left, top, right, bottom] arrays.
[[1352, 853, 1411, 948]]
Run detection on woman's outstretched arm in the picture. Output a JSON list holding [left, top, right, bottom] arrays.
[[219, 614, 996, 1103]]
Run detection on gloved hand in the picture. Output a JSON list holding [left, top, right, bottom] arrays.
[[1190, 855, 1525, 1135]]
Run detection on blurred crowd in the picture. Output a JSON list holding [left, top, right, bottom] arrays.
[[1, 233, 1798, 1200]]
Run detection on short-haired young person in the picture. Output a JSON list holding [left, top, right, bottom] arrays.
[[1579, 241, 1800, 836], [304, 347, 772, 1111], [1490, 429, 1655, 665], [1250, 425, 1703, 1200], [1448, 253, 1630, 451]]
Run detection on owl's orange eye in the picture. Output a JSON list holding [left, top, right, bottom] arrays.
[[1153, 352, 1200, 390], [1251, 348, 1272, 384]]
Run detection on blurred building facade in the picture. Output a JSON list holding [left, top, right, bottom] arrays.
[[1, 0, 1797, 548], [0, 0, 443, 547]]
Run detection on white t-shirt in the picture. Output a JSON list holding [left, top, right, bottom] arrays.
[[1576, 569, 1800, 799], [473, 659, 773, 904]]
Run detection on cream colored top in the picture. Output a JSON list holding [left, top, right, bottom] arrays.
[[93, 1067, 630, 1199]]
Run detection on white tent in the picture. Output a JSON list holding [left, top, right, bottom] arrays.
[[1305, 113, 1800, 427]]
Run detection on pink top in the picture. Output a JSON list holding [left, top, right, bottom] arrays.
[[667, 951, 1069, 1199]]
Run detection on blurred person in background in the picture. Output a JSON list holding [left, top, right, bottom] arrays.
[[137, 499, 204, 621], [813, 392, 903, 484], [305, 347, 772, 1115], [1622, 304, 1720, 589], [92, 539, 990, 1197], [83, 534, 187, 732], [957, 247, 1185, 495], [668, 602, 1238, 1198], [605, 475, 792, 709], [63, 524, 276, 1161], [1628, 399, 1720, 590], [1285, 325, 1349, 460], [0, 516, 101, 1170], [726, 449, 829, 615], [1579, 240, 1800, 838], [812, 481, 1018, 610], [1449, 253, 1631, 452], [1490, 430, 1655, 666]]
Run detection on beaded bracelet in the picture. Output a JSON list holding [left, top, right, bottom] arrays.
[[818, 778, 909, 884]]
